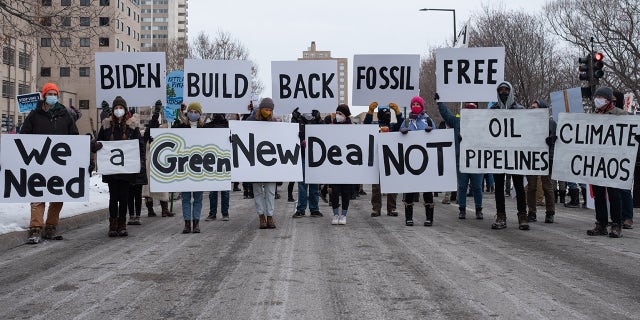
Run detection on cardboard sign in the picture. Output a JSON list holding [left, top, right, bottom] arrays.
[[351, 54, 420, 106], [552, 113, 640, 189], [229, 121, 302, 182], [149, 128, 232, 192], [271, 60, 338, 114], [17, 93, 40, 113], [550, 87, 584, 121], [435, 47, 505, 102], [95, 52, 167, 107], [377, 129, 457, 193], [96, 140, 141, 175], [183, 59, 252, 113], [304, 124, 380, 184], [459, 108, 550, 174], [0, 134, 90, 202], [165, 70, 184, 123]]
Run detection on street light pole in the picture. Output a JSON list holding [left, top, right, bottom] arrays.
[[419, 8, 456, 46]]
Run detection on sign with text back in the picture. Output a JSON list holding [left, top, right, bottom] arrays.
[[271, 60, 338, 115]]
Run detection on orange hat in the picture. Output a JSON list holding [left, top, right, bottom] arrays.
[[41, 83, 60, 99]]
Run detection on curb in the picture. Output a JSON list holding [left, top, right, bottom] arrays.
[[0, 208, 109, 252]]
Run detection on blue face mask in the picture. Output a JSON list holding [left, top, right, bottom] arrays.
[[187, 112, 200, 122], [45, 96, 58, 105]]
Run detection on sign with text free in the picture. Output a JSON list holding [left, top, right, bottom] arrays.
[[96, 140, 141, 175], [351, 54, 420, 106], [304, 124, 380, 184], [95, 52, 167, 108], [459, 108, 549, 174], [377, 129, 457, 193], [0, 134, 90, 202], [271, 60, 338, 115], [552, 113, 640, 189], [229, 121, 302, 182], [183, 59, 252, 113], [435, 47, 505, 102]]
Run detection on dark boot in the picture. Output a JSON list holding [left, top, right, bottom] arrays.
[[581, 188, 587, 208], [424, 204, 434, 226], [458, 208, 466, 219], [108, 218, 118, 237], [559, 190, 566, 204], [587, 222, 608, 236], [146, 198, 156, 217], [404, 205, 413, 226], [192, 220, 200, 233], [117, 217, 128, 236], [554, 190, 559, 203], [517, 212, 530, 230], [43, 224, 63, 240], [183, 220, 192, 233], [267, 216, 276, 229], [491, 213, 507, 229], [248, 187, 254, 199], [564, 189, 580, 208], [27, 227, 42, 244], [475, 207, 483, 220], [544, 211, 555, 223], [259, 214, 267, 229], [527, 211, 537, 222], [160, 201, 174, 217], [609, 223, 622, 238]]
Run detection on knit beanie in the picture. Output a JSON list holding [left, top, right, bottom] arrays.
[[410, 96, 424, 109], [594, 87, 613, 101], [258, 97, 275, 110], [336, 104, 351, 117], [187, 102, 202, 114], [41, 83, 59, 98], [112, 96, 127, 110]]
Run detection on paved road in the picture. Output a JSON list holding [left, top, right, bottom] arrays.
[[1, 187, 639, 320]]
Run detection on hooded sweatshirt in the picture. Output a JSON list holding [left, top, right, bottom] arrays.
[[491, 81, 524, 110]]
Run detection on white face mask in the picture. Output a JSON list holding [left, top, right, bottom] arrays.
[[594, 97, 608, 108], [113, 109, 125, 118], [335, 114, 345, 123]]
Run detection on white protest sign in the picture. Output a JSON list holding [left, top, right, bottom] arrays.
[[0, 134, 90, 202], [552, 113, 640, 189], [304, 124, 379, 184], [271, 60, 338, 115], [352, 54, 420, 106], [459, 108, 549, 174], [377, 129, 457, 193], [96, 140, 141, 175], [149, 128, 232, 192], [183, 59, 252, 113], [229, 121, 302, 182], [435, 47, 505, 102], [95, 52, 167, 107], [550, 87, 583, 121]]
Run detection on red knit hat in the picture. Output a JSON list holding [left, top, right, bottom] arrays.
[[41, 83, 60, 99], [410, 96, 424, 109]]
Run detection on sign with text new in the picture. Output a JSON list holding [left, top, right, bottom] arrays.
[[459, 109, 549, 174], [95, 52, 167, 108], [304, 125, 380, 184], [352, 54, 420, 106], [184, 59, 252, 113], [271, 60, 338, 115], [149, 128, 232, 192], [377, 129, 457, 193], [230, 121, 302, 182], [96, 140, 141, 175], [0, 134, 90, 202], [552, 113, 640, 189], [435, 47, 505, 102]]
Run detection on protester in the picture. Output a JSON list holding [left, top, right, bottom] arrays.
[[329, 104, 355, 225], [204, 113, 230, 222], [127, 109, 148, 225], [400, 96, 437, 226], [20, 82, 79, 244], [291, 107, 324, 218], [241, 101, 255, 200], [142, 100, 173, 218], [613, 90, 634, 229]]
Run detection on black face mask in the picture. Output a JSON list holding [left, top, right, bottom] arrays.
[[499, 93, 509, 103], [377, 110, 391, 125]]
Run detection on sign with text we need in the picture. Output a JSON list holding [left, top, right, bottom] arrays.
[[271, 60, 338, 115], [304, 125, 380, 184], [352, 54, 420, 106], [183, 59, 252, 113], [459, 108, 549, 175], [96, 140, 141, 175], [95, 52, 167, 108], [230, 121, 302, 182], [552, 113, 640, 189], [1, 134, 90, 202], [435, 47, 505, 102], [377, 129, 457, 193]]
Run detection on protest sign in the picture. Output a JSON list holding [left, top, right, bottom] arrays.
[[17, 93, 40, 113], [96, 140, 141, 175], [165, 70, 184, 123], [271, 60, 338, 114], [183, 59, 252, 113], [352, 54, 420, 106], [550, 87, 583, 121]]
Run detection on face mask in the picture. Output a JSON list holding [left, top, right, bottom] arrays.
[[113, 109, 125, 118], [260, 109, 272, 118], [411, 106, 422, 114], [187, 112, 200, 122], [499, 93, 509, 103], [45, 96, 58, 105], [335, 114, 345, 123], [594, 98, 607, 108]]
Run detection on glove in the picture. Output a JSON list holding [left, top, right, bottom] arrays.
[[425, 126, 433, 133], [153, 100, 162, 115], [94, 142, 103, 152], [292, 107, 301, 122], [458, 135, 462, 143], [180, 103, 187, 112], [301, 140, 307, 148], [389, 103, 400, 115], [545, 135, 558, 146], [368, 102, 378, 114], [311, 109, 321, 122], [434, 93, 440, 101], [400, 127, 409, 134]]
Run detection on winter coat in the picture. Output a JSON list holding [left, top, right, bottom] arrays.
[[400, 112, 435, 131], [20, 100, 79, 135], [437, 102, 462, 160], [97, 115, 145, 184]]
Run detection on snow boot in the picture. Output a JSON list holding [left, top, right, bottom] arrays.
[[146, 198, 156, 217], [27, 227, 42, 244], [117, 217, 128, 236], [108, 218, 118, 237], [258, 215, 267, 229], [458, 208, 466, 219], [183, 220, 192, 233], [160, 201, 174, 217], [517, 212, 530, 230], [544, 211, 555, 223], [564, 189, 580, 208], [43, 224, 63, 240], [192, 220, 200, 233], [587, 222, 608, 236], [424, 203, 434, 226], [527, 211, 537, 222], [267, 216, 276, 229], [491, 213, 507, 229], [559, 189, 566, 204], [404, 205, 414, 226], [475, 207, 483, 220], [609, 223, 622, 238]]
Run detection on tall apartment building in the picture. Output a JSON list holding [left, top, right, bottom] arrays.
[[37, 0, 142, 134], [140, 0, 188, 52], [298, 41, 348, 105]]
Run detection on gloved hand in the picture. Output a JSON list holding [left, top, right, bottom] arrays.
[[545, 135, 558, 146], [93, 141, 103, 152], [153, 100, 162, 115], [458, 135, 462, 143], [301, 140, 307, 148], [400, 127, 409, 134], [434, 93, 440, 101], [368, 102, 378, 114], [311, 109, 321, 122], [425, 126, 433, 133], [389, 103, 400, 115], [292, 107, 301, 122]]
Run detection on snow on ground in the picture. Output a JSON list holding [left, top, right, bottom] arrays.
[[0, 174, 110, 235]]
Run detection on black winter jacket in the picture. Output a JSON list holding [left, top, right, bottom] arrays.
[[20, 101, 79, 135]]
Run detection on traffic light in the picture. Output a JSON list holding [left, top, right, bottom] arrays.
[[593, 52, 604, 79], [578, 54, 592, 82]]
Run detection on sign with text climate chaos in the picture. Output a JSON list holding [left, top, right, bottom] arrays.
[[271, 60, 338, 115], [351, 54, 420, 106], [95, 52, 167, 107], [0, 134, 90, 202], [435, 47, 505, 102], [183, 59, 252, 113], [552, 113, 640, 189], [459, 108, 549, 175]]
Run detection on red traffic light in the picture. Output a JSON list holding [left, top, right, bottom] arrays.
[[594, 52, 604, 61], [593, 52, 605, 79]]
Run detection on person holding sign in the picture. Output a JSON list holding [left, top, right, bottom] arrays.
[[291, 107, 324, 218], [328, 104, 356, 225], [20, 82, 79, 244], [364, 102, 404, 217], [205, 113, 231, 222], [142, 100, 173, 218], [399, 96, 437, 227], [95, 96, 145, 237]]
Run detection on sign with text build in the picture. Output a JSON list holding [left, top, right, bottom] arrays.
[[351, 54, 420, 106], [183, 59, 252, 113], [271, 60, 338, 115]]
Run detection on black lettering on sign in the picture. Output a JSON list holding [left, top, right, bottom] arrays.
[[443, 59, 500, 85], [307, 135, 374, 167], [110, 149, 125, 166], [186, 73, 249, 98], [4, 167, 85, 198], [232, 133, 300, 167], [356, 66, 414, 90], [489, 118, 521, 138], [15, 137, 70, 166], [99, 63, 161, 90]]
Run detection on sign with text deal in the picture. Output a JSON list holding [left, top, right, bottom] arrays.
[[352, 54, 420, 106], [271, 60, 338, 115]]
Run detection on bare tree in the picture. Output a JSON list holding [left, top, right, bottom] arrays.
[[165, 38, 191, 71]]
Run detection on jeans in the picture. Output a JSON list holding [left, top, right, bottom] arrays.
[[296, 182, 319, 213], [253, 182, 276, 216], [494, 173, 526, 214], [484, 174, 494, 189], [209, 191, 230, 216], [182, 191, 203, 221], [458, 172, 483, 210], [592, 186, 621, 224], [619, 188, 633, 221]]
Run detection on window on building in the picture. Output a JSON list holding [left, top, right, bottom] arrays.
[[99, 37, 110, 47], [40, 17, 52, 26], [79, 17, 90, 26], [127, 7, 131, 16], [79, 100, 90, 109], [2, 81, 15, 98], [40, 67, 51, 77], [99, 17, 110, 26], [127, 44, 130, 52], [40, 38, 51, 47], [61, 0, 71, 6], [60, 16, 71, 27], [80, 0, 90, 6], [79, 67, 90, 77], [18, 52, 30, 70], [60, 67, 70, 77], [2, 46, 15, 66], [127, 26, 130, 35], [60, 38, 71, 47], [42, 0, 52, 6], [99, 0, 110, 5], [18, 83, 30, 95], [80, 38, 90, 47]]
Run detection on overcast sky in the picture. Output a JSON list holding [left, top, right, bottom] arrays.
[[188, 0, 548, 110]]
